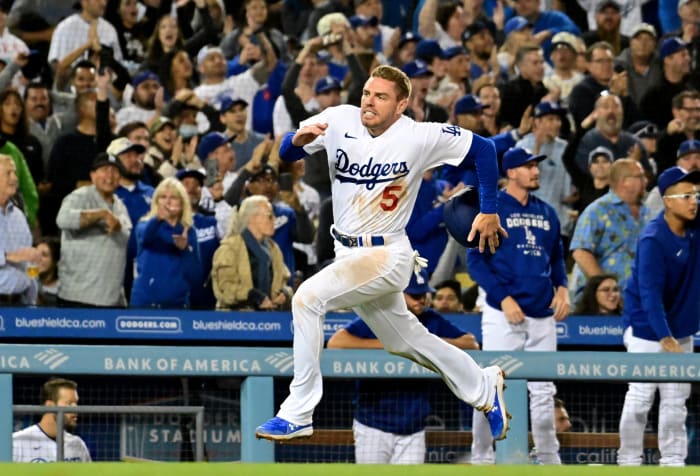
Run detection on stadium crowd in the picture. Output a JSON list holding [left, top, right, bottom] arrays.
[[0, 0, 697, 314]]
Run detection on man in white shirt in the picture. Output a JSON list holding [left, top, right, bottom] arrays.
[[13, 377, 92, 462], [48, 0, 122, 67], [193, 41, 276, 131]]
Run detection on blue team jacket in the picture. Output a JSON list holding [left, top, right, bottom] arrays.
[[623, 212, 700, 340], [130, 218, 202, 308], [467, 191, 567, 317]]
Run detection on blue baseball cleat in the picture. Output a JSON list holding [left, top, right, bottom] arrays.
[[483, 366, 510, 440], [255, 417, 313, 441]]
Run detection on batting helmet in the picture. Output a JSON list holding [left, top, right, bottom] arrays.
[[443, 186, 480, 248]]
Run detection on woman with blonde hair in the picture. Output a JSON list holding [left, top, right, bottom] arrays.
[[130, 177, 201, 308], [212, 195, 291, 310]]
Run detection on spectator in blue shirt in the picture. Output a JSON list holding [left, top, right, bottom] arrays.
[[327, 269, 478, 464], [130, 177, 201, 308], [618, 166, 700, 467]]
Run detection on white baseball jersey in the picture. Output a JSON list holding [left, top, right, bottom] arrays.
[[13, 424, 92, 462], [300, 104, 473, 236]]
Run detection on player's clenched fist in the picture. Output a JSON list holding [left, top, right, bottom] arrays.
[[292, 123, 329, 146]]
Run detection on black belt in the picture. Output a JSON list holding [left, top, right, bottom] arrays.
[[0, 293, 23, 304], [331, 228, 385, 247]]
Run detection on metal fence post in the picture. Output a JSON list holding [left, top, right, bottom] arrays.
[[240, 376, 274, 462], [496, 378, 529, 464], [0, 374, 12, 462]]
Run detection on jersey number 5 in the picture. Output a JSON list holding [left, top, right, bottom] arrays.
[[380, 185, 402, 211]]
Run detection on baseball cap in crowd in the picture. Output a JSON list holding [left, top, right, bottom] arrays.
[[657, 166, 700, 195], [132, 71, 159, 88], [401, 59, 432, 78], [197, 131, 232, 159], [660, 37, 688, 60], [676, 139, 700, 158], [502, 147, 546, 171], [250, 164, 278, 182], [595, 0, 621, 12], [504, 16, 533, 36], [443, 46, 469, 60], [678, 0, 700, 12], [551, 32, 578, 52], [454, 94, 489, 115], [349, 15, 378, 30], [149, 116, 175, 135], [91, 152, 122, 172], [533, 101, 567, 118], [219, 95, 248, 114], [415, 39, 445, 61], [315, 76, 342, 95], [107, 137, 146, 157], [399, 31, 422, 48], [176, 167, 207, 186], [631, 23, 657, 39], [628, 121, 659, 139], [587, 146, 614, 166], [462, 21, 493, 42], [404, 269, 435, 295], [316, 12, 349, 37], [197, 45, 224, 65]]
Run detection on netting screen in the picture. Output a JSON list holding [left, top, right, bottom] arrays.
[[10, 375, 700, 464]]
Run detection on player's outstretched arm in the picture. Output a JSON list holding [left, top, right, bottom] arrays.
[[293, 123, 328, 146], [279, 124, 329, 162]]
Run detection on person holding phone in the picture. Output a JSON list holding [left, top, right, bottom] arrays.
[[130, 177, 201, 309]]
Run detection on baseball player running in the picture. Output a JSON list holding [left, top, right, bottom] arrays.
[[255, 65, 509, 443]]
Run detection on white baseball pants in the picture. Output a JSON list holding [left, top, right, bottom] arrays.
[[277, 237, 494, 425], [618, 327, 693, 467], [471, 302, 560, 465], [352, 419, 425, 464]]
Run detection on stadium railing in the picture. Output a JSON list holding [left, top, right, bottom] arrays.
[[1, 344, 699, 464], [12, 405, 205, 461]]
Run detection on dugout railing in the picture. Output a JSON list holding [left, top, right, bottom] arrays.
[[11, 405, 206, 461], [1, 344, 699, 463]]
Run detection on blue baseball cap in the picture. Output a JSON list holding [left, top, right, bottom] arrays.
[[454, 94, 489, 115], [132, 71, 159, 88], [660, 37, 688, 60], [349, 15, 378, 29], [219, 95, 248, 114], [502, 147, 546, 171], [401, 59, 433, 78], [197, 132, 232, 159], [404, 269, 435, 295], [677, 139, 700, 158], [415, 39, 445, 61], [504, 16, 533, 36], [399, 31, 422, 48], [176, 167, 206, 185], [443, 45, 469, 60], [315, 76, 342, 95], [534, 101, 567, 118], [657, 166, 700, 195]]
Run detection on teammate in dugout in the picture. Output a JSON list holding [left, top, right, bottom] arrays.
[[13, 377, 91, 462], [466, 147, 570, 465], [327, 269, 479, 464], [617, 166, 700, 467], [255, 65, 510, 442]]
